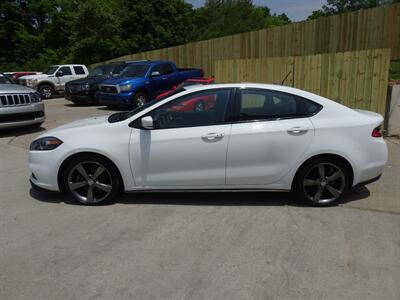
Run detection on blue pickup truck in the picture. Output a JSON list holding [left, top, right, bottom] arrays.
[[95, 60, 203, 108]]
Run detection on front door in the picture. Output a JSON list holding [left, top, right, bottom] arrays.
[[129, 88, 234, 187]]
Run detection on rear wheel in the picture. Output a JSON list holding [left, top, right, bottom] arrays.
[[62, 155, 121, 205], [293, 158, 350, 207], [38, 84, 54, 99]]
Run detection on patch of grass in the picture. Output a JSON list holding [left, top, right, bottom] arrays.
[[390, 60, 400, 80]]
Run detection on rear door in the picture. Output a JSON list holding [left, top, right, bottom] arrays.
[[226, 88, 320, 185]]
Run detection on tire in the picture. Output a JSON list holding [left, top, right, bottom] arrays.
[[133, 92, 148, 108], [292, 157, 350, 207], [61, 154, 122, 205], [193, 101, 205, 111], [38, 84, 55, 99]]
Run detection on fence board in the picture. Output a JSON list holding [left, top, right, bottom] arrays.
[[91, 3, 400, 74], [214, 49, 391, 116]]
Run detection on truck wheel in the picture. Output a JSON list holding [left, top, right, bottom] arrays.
[[39, 84, 54, 99], [133, 92, 148, 108]]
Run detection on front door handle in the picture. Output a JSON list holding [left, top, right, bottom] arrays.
[[287, 126, 308, 135], [201, 133, 224, 140]]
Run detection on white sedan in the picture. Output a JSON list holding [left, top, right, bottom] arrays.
[[28, 83, 388, 206]]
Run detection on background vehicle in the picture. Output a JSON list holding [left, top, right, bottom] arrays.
[[0, 73, 44, 129], [19, 64, 89, 99], [65, 62, 130, 105], [95, 60, 203, 108], [29, 83, 387, 207], [9, 72, 41, 82], [155, 76, 215, 101]]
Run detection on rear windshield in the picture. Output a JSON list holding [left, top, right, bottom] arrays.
[[119, 64, 149, 78]]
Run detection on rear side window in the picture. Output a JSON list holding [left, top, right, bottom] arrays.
[[238, 89, 322, 121], [73, 66, 85, 75], [59, 66, 72, 75]]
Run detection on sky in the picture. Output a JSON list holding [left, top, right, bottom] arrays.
[[186, 0, 327, 22]]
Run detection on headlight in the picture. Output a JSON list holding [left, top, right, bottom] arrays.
[[26, 79, 37, 86], [30, 91, 42, 103], [30, 137, 63, 151], [119, 84, 132, 92]]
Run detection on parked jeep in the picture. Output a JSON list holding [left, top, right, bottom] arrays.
[[19, 65, 88, 99], [0, 73, 45, 129]]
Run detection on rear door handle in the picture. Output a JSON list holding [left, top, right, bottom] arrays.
[[287, 126, 308, 135], [201, 133, 224, 140]]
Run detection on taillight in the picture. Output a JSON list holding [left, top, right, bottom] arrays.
[[372, 126, 382, 138]]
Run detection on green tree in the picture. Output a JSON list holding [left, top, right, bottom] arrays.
[[308, 0, 400, 19], [191, 0, 290, 41], [119, 0, 194, 53]]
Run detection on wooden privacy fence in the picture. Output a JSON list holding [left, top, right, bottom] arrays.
[[214, 48, 391, 115], [92, 3, 400, 76]]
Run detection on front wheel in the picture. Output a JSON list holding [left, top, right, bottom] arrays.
[[38, 84, 54, 99], [133, 92, 148, 108], [293, 158, 350, 207], [62, 155, 122, 205]]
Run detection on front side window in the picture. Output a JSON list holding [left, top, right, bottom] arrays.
[[119, 64, 149, 78], [146, 89, 232, 129], [59, 66, 72, 75], [238, 89, 322, 121]]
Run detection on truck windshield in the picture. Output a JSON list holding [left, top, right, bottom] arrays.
[[44, 66, 59, 75], [89, 65, 115, 77], [119, 64, 149, 78]]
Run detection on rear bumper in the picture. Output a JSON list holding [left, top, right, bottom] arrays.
[[0, 102, 45, 129], [95, 91, 133, 107]]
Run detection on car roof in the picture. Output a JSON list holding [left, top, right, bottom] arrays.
[[182, 82, 340, 107]]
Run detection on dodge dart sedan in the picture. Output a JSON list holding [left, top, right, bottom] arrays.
[[28, 83, 387, 206]]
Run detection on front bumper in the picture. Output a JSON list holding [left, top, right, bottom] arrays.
[[95, 91, 133, 107], [0, 102, 45, 129], [65, 90, 96, 104], [29, 147, 65, 192]]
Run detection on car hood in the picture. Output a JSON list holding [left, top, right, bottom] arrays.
[[101, 77, 147, 86], [43, 116, 110, 137], [19, 74, 51, 80], [0, 83, 37, 93], [67, 76, 106, 86]]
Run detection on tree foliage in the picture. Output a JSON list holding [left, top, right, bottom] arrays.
[[0, 0, 291, 71], [308, 0, 399, 19]]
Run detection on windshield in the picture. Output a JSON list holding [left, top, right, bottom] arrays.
[[0, 73, 13, 84], [119, 64, 149, 78], [89, 64, 125, 77], [44, 66, 58, 75]]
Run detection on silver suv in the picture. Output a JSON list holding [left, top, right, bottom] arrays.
[[0, 73, 45, 129]]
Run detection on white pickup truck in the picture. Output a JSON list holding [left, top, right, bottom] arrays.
[[19, 64, 89, 99]]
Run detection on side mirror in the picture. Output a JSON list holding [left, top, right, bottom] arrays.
[[56, 70, 63, 77], [141, 116, 154, 129], [150, 71, 160, 77]]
